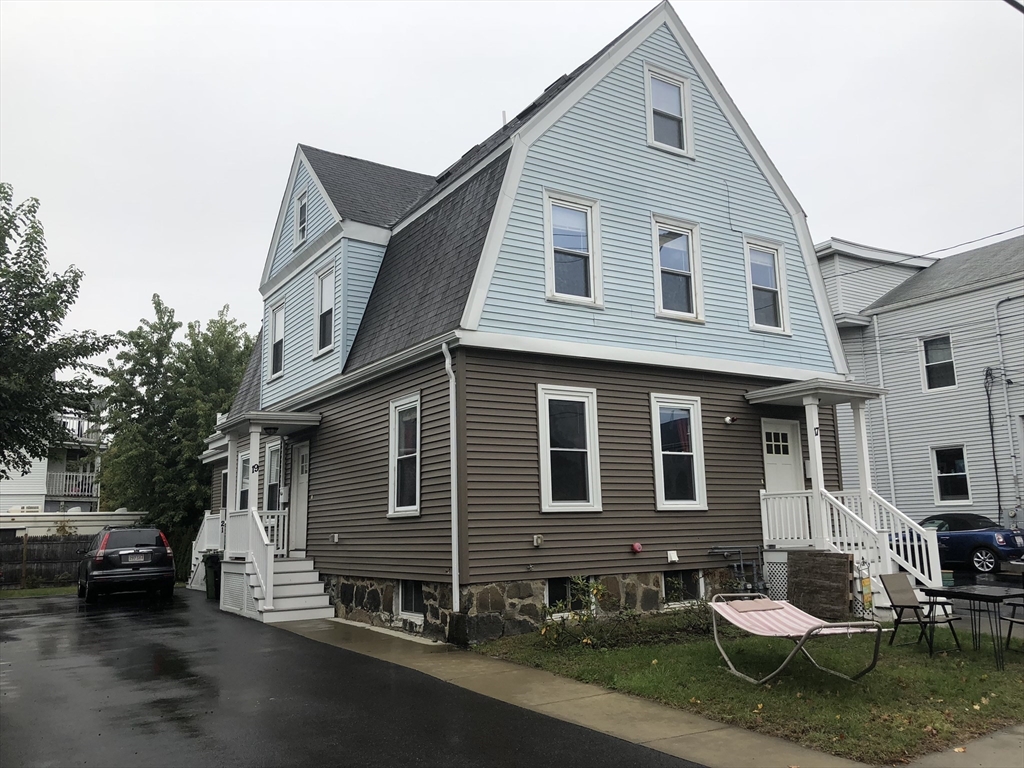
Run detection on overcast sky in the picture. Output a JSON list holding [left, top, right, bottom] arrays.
[[2, 0, 1022, 343]]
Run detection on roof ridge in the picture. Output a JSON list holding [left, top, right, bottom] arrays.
[[299, 143, 435, 180]]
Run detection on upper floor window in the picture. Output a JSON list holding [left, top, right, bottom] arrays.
[[650, 393, 707, 510], [388, 393, 420, 517], [922, 336, 956, 390], [544, 190, 603, 307], [537, 384, 602, 512], [644, 63, 694, 157], [653, 216, 703, 321], [294, 191, 308, 246], [316, 267, 334, 353], [744, 237, 789, 333], [270, 305, 284, 377], [237, 452, 250, 510], [264, 442, 282, 511], [932, 445, 971, 504]]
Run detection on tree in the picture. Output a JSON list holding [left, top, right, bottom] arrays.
[[0, 182, 113, 480], [100, 296, 253, 532]]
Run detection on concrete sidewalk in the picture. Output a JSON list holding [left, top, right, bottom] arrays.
[[279, 617, 1024, 768]]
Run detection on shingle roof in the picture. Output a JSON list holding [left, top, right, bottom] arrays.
[[226, 329, 262, 419], [344, 150, 511, 371], [867, 236, 1024, 312], [299, 145, 437, 228]]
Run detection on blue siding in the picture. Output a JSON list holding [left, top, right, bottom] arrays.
[[344, 240, 387, 359], [478, 24, 836, 373], [269, 160, 336, 278]]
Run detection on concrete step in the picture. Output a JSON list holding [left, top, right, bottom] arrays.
[[253, 582, 325, 600], [258, 593, 331, 611], [274, 558, 315, 573], [250, 570, 321, 587], [260, 605, 335, 623]]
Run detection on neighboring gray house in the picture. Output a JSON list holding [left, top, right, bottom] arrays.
[[817, 236, 1024, 546]]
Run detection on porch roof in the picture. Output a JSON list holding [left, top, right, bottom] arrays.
[[216, 410, 322, 437], [744, 378, 885, 407]]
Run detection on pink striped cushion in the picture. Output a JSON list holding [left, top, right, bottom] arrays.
[[712, 601, 864, 638]]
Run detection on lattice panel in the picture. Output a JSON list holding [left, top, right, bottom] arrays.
[[766, 562, 787, 600]]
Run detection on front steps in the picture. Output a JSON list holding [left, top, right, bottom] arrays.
[[220, 556, 335, 623]]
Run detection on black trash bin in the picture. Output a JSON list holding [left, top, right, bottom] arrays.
[[203, 552, 221, 600]]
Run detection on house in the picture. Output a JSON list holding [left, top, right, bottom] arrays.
[[816, 235, 1024, 564], [0, 411, 104, 514], [194, 1, 941, 638]]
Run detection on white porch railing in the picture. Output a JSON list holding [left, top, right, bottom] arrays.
[[868, 490, 941, 588], [822, 490, 884, 570], [46, 472, 99, 497], [760, 490, 815, 548], [188, 510, 225, 589], [260, 512, 288, 557], [225, 508, 275, 610]]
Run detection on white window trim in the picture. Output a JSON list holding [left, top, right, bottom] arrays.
[[395, 580, 426, 625], [269, 303, 285, 380], [537, 384, 602, 513], [661, 568, 705, 609], [542, 189, 604, 308], [237, 451, 251, 511], [650, 393, 708, 511], [220, 469, 228, 512], [651, 214, 704, 323], [263, 439, 282, 512], [544, 576, 596, 619], [388, 392, 421, 518], [643, 62, 695, 159], [930, 444, 973, 506], [313, 265, 335, 358], [919, 335, 958, 393], [293, 188, 308, 249], [743, 235, 791, 335]]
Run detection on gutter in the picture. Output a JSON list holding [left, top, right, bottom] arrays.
[[441, 343, 461, 612], [995, 294, 1024, 522]]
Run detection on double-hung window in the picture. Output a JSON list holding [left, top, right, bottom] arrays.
[[316, 267, 334, 353], [932, 446, 971, 504], [270, 304, 284, 377], [388, 393, 420, 517], [644, 63, 694, 157], [237, 453, 250, 510], [294, 191, 308, 246], [922, 336, 956, 390], [399, 580, 425, 619], [264, 442, 282, 511], [544, 190, 602, 306], [745, 237, 788, 333], [650, 394, 707, 510], [220, 469, 228, 511], [537, 385, 602, 512], [653, 216, 703, 321]]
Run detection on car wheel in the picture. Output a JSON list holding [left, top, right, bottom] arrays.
[[160, 583, 174, 600], [77, 580, 85, 599], [970, 547, 998, 574], [84, 581, 99, 604]]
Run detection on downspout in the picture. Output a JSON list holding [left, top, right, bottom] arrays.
[[995, 295, 1024, 524], [872, 315, 898, 506], [442, 343, 461, 612]]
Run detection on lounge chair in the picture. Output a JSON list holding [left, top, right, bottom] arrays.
[[710, 593, 883, 685], [1005, 600, 1024, 650], [879, 573, 961, 655]]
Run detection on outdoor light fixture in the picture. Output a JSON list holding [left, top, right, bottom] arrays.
[[723, 416, 737, 425], [263, 426, 279, 435]]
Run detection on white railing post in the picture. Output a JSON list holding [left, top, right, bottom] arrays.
[[803, 396, 828, 549], [850, 399, 875, 529]]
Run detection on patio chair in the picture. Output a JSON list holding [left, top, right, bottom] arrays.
[[879, 573, 961, 655], [710, 593, 883, 685], [1005, 601, 1024, 651]]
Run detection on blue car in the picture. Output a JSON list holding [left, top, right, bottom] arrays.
[[920, 513, 1024, 574]]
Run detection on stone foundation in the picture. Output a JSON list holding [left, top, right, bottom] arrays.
[[325, 575, 454, 640]]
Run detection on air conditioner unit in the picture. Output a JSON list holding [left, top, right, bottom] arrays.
[[7, 505, 42, 514]]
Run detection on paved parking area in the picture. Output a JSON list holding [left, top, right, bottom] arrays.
[[0, 589, 699, 768]]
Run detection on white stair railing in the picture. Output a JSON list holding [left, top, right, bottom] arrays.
[[868, 490, 941, 588], [821, 490, 884, 571], [188, 510, 224, 588], [260, 512, 288, 556], [760, 490, 815, 548]]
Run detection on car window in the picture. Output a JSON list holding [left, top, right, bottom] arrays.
[[922, 519, 949, 532], [962, 515, 999, 530], [105, 529, 164, 548]]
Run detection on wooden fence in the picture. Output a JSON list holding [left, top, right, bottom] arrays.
[[0, 535, 92, 588]]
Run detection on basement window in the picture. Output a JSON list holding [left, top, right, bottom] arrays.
[[663, 569, 703, 604], [546, 577, 591, 612], [400, 580, 425, 617]]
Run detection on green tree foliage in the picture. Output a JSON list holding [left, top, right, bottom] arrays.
[[101, 296, 253, 534], [0, 182, 113, 480]]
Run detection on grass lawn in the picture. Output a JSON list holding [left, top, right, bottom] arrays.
[[477, 616, 1024, 765], [0, 586, 77, 599]]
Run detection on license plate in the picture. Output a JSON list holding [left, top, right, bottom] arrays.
[[126, 554, 146, 563], [1015, 536, 1023, 547]]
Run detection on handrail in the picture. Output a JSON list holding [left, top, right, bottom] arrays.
[[868, 489, 941, 588], [248, 508, 274, 610], [760, 490, 815, 547], [821, 489, 883, 568]]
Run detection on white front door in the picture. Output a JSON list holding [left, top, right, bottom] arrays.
[[289, 443, 310, 556], [761, 419, 804, 493]]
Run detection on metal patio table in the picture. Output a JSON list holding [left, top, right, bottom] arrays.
[[922, 585, 1024, 671]]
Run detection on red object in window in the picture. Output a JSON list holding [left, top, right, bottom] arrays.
[[632, 542, 643, 554]]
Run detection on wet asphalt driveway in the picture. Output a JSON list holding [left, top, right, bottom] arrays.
[[0, 589, 699, 768]]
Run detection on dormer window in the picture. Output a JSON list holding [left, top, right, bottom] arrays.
[[294, 191, 308, 246], [644, 63, 694, 158]]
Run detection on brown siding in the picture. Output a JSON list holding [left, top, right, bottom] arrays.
[[462, 350, 841, 584], [306, 356, 452, 580], [210, 460, 227, 511]]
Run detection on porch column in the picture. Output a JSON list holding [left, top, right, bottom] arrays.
[[803, 395, 828, 549], [226, 433, 238, 512], [850, 399, 874, 528], [248, 425, 261, 512]]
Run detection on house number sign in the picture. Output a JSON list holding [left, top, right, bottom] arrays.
[[251, 463, 260, 473]]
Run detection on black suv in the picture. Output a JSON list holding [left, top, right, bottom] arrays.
[[77, 526, 175, 603]]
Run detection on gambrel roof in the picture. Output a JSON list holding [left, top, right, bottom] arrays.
[[867, 236, 1024, 313]]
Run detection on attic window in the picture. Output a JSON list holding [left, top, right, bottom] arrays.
[[644, 63, 694, 158], [294, 191, 308, 246]]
